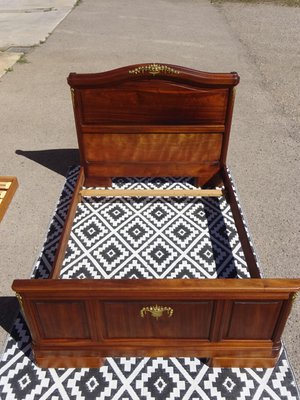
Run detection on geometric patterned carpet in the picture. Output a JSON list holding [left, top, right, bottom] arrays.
[[0, 166, 299, 400], [60, 173, 250, 280]]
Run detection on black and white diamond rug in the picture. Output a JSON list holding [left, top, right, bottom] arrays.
[[0, 166, 299, 400], [60, 171, 249, 280]]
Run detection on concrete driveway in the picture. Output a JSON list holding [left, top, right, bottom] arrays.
[[0, 0, 299, 383], [0, 0, 76, 76]]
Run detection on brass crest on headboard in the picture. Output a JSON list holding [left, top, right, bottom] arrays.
[[129, 63, 180, 76]]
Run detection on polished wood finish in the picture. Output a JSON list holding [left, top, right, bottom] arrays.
[[83, 132, 222, 162], [67, 64, 239, 187], [0, 176, 18, 222], [221, 166, 261, 278], [84, 163, 220, 187], [50, 167, 84, 279], [12, 64, 300, 368], [13, 279, 300, 367]]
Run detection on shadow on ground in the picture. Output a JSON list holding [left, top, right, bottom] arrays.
[[0, 297, 19, 337], [16, 149, 80, 176]]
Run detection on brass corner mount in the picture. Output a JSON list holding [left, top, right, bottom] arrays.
[[15, 292, 24, 312]]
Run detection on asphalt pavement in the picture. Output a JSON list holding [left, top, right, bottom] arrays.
[[0, 0, 299, 383]]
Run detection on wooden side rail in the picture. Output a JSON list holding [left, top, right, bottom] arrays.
[[13, 278, 300, 368], [50, 168, 84, 279], [221, 167, 261, 278]]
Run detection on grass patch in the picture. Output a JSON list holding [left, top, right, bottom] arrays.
[[212, 0, 300, 6], [4, 67, 13, 72]]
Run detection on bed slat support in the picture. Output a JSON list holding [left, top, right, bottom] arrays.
[[79, 188, 224, 198]]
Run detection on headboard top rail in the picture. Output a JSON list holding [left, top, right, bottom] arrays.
[[68, 63, 240, 88]]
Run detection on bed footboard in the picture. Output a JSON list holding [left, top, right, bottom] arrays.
[[13, 279, 300, 368]]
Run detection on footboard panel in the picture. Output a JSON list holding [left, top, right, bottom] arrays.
[[13, 278, 300, 368]]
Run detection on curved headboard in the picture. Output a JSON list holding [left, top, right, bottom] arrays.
[[67, 63, 239, 187]]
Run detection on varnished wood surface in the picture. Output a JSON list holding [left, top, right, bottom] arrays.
[[11, 64, 300, 368], [68, 64, 239, 186], [79, 84, 229, 125], [13, 278, 300, 297], [222, 167, 261, 278], [68, 64, 240, 88], [82, 133, 222, 163], [50, 167, 84, 279], [104, 301, 213, 339], [80, 124, 225, 134], [13, 278, 300, 367], [84, 163, 220, 187]]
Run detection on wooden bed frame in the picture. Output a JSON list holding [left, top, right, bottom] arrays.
[[12, 64, 300, 368]]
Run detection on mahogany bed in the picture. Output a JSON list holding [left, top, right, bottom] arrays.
[[12, 63, 300, 369]]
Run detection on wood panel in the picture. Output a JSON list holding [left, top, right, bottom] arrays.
[[34, 300, 91, 340], [103, 301, 213, 339], [80, 84, 228, 125], [225, 300, 283, 340], [84, 163, 220, 186], [82, 133, 222, 163]]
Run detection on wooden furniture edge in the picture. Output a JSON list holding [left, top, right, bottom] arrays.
[[12, 278, 300, 297], [12, 275, 299, 368], [80, 124, 225, 134], [0, 176, 18, 222], [67, 63, 240, 88], [50, 167, 84, 279], [221, 166, 261, 278], [220, 87, 236, 165]]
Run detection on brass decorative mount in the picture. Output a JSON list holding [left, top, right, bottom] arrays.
[[70, 88, 75, 107], [292, 292, 298, 303], [140, 305, 174, 320], [15, 292, 24, 312], [129, 64, 180, 76]]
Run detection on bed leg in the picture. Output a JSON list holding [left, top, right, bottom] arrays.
[[99, 357, 106, 367], [35, 354, 107, 368], [194, 173, 223, 188], [194, 177, 201, 188], [84, 177, 112, 187], [97, 178, 112, 187], [208, 356, 278, 368]]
